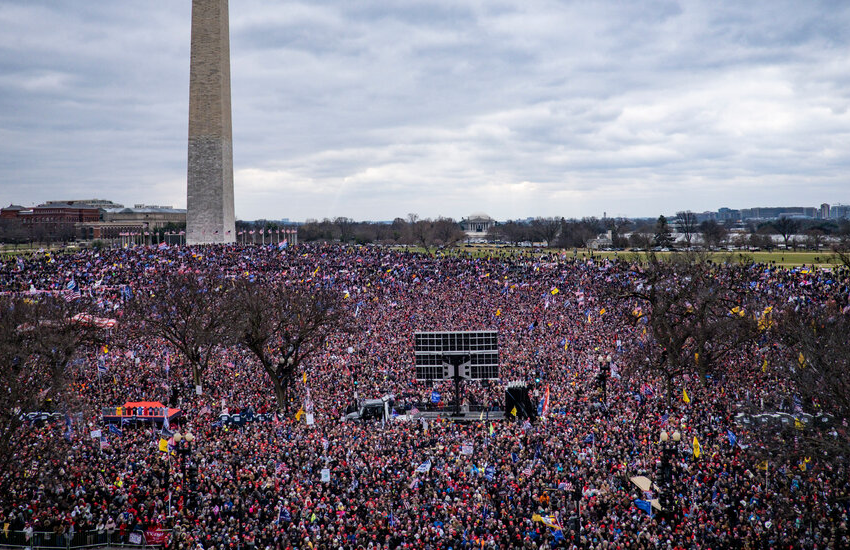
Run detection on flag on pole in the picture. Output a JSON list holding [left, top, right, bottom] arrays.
[[683, 389, 690, 404], [693, 436, 702, 458], [633, 499, 653, 516]]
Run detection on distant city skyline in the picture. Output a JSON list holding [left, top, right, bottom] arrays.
[[5, 196, 849, 225], [2, 1, 849, 221]]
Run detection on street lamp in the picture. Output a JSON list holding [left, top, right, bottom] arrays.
[[658, 430, 681, 516], [596, 355, 612, 403], [172, 431, 196, 512]]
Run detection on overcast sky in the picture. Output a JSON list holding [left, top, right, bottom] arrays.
[[1, 1, 848, 221]]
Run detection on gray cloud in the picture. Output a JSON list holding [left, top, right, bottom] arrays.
[[1, 0, 848, 220]]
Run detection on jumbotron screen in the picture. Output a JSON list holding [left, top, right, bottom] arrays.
[[414, 331, 499, 380]]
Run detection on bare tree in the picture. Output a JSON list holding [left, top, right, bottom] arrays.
[[333, 217, 356, 243], [126, 273, 231, 390], [431, 217, 465, 247], [628, 224, 654, 250], [615, 253, 759, 403], [0, 295, 102, 491], [228, 281, 354, 413], [676, 211, 698, 248], [805, 227, 825, 252], [529, 218, 562, 247], [410, 219, 435, 253], [773, 217, 799, 250], [763, 304, 850, 459], [500, 221, 532, 246], [699, 220, 728, 250]]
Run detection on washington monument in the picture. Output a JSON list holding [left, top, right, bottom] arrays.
[[186, 0, 236, 245]]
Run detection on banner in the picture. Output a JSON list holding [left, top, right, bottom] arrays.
[[145, 528, 168, 545]]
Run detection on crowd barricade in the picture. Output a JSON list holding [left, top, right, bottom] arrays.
[[214, 411, 272, 427], [0, 529, 171, 550]]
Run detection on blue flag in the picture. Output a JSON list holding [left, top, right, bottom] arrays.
[[583, 433, 595, 444], [634, 499, 653, 516], [726, 429, 737, 447], [430, 391, 441, 404], [64, 414, 73, 442], [109, 424, 123, 436]]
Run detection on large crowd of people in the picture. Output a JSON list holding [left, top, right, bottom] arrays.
[[1, 243, 848, 550]]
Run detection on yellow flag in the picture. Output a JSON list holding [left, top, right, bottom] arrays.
[[794, 418, 804, 430], [102, 345, 109, 354], [158, 438, 168, 453], [756, 459, 768, 471], [798, 352, 806, 367], [302, 372, 307, 384], [599, 308, 605, 315], [295, 408, 305, 421], [762, 358, 767, 373], [587, 314, 592, 324], [683, 389, 690, 404], [510, 406, 517, 417], [495, 308, 501, 317], [694, 352, 699, 365], [550, 288, 559, 295], [693, 436, 701, 458]]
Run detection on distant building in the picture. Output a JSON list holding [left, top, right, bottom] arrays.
[[78, 205, 186, 240], [739, 206, 816, 220], [717, 208, 739, 222], [820, 203, 830, 219], [459, 213, 496, 239], [44, 199, 124, 209], [2, 203, 100, 239], [588, 230, 613, 250], [830, 204, 850, 220], [1, 199, 186, 242]]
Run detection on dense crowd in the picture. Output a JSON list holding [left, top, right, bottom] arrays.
[[1, 243, 849, 550]]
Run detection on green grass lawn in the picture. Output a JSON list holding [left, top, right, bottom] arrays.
[[452, 244, 843, 268]]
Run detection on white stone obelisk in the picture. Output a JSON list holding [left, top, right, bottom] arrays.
[[186, 0, 236, 245]]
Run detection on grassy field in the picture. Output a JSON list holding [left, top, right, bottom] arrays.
[[452, 244, 844, 268], [2, 242, 842, 269]]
